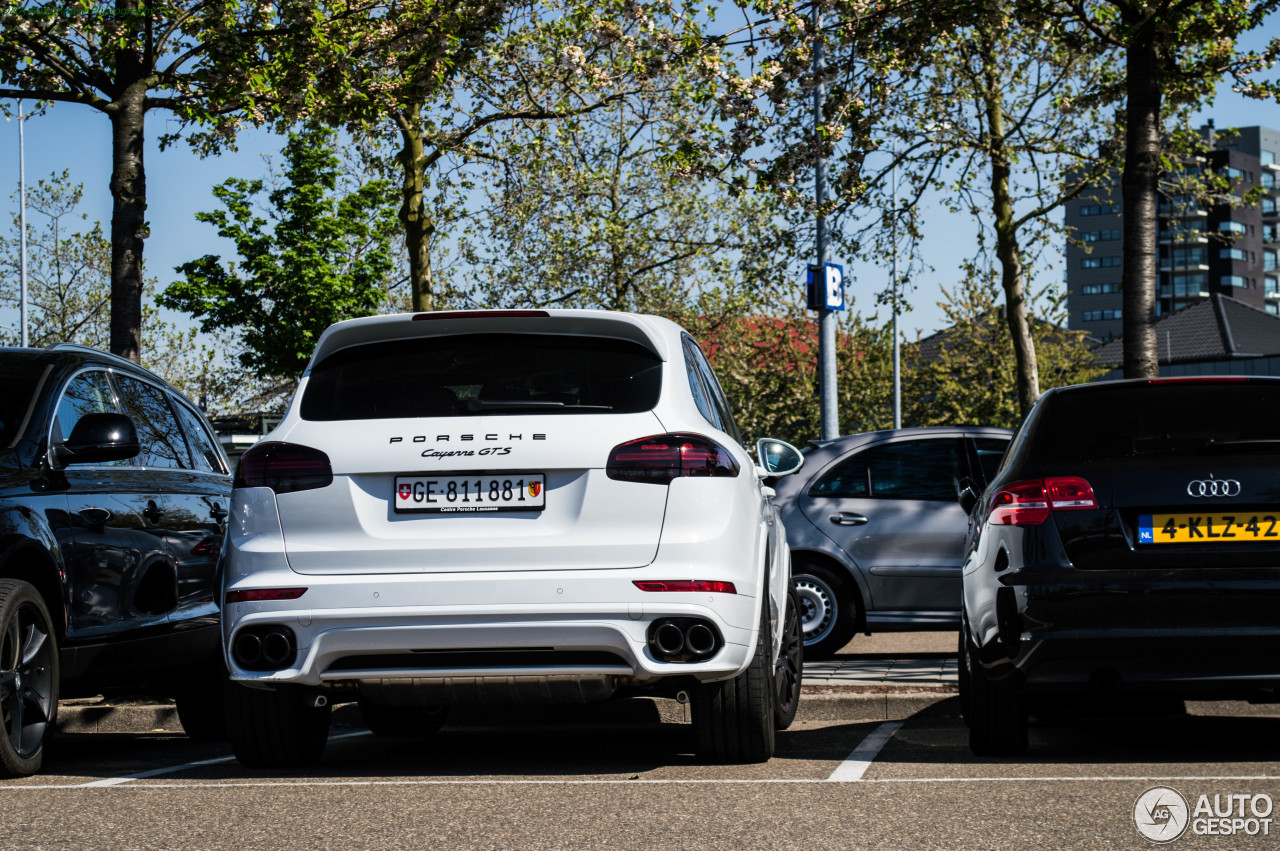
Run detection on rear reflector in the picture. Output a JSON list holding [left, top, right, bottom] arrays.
[[234, 442, 333, 494], [225, 588, 308, 604], [634, 580, 737, 594], [412, 310, 549, 321], [990, 477, 1097, 526], [607, 434, 740, 484]]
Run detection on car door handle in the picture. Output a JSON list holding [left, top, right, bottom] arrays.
[[829, 512, 868, 526], [143, 501, 166, 524]]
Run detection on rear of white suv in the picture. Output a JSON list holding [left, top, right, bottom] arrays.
[[222, 309, 805, 766]]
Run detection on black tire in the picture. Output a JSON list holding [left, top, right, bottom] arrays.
[[0, 579, 58, 778], [358, 699, 449, 737], [965, 636, 1028, 757], [225, 681, 331, 768], [174, 660, 230, 742], [692, 603, 776, 763], [791, 562, 859, 661], [957, 620, 971, 727], [773, 585, 803, 730]]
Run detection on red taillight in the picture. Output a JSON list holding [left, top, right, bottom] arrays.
[[225, 587, 307, 604], [989, 477, 1097, 526], [191, 538, 218, 556], [990, 480, 1050, 526], [412, 310, 549, 321], [234, 442, 333, 494], [633, 580, 737, 594], [1045, 476, 1097, 510], [606, 434, 740, 484]]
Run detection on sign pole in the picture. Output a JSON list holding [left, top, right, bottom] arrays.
[[18, 99, 28, 349], [814, 5, 838, 441]]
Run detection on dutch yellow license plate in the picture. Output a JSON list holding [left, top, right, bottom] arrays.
[[1138, 513, 1280, 544]]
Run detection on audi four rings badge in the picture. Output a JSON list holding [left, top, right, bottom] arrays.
[[1187, 479, 1242, 497]]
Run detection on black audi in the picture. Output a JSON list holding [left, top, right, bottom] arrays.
[[959, 376, 1280, 755]]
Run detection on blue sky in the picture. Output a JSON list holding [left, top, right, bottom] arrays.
[[2, 53, 1279, 341]]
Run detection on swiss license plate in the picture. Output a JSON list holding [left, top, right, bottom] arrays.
[[394, 473, 546, 514], [1138, 513, 1280, 544]]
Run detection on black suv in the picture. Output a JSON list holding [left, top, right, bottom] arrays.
[[0, 344, 231, 776], [959, 376, 1280, 755]]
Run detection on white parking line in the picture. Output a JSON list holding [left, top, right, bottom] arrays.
[[826, 721, 903, 782], [75, 731, 373, 788], [9, 774, 1280, 792]]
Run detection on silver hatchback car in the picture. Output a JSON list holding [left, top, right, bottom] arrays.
[[773, 427, 1012, 659]]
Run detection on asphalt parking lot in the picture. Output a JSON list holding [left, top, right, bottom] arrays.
[[6, 634, 1280, 849]]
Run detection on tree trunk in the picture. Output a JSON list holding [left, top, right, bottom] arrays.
[[108, 82, 148, 363], [1121, 19, 1161, 378], [978, 29, 1039, 415], [396, 107, 435, 312]]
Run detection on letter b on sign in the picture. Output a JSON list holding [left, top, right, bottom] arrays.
[[806, 263, 845, 311]]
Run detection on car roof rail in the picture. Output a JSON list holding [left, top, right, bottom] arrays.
[[48, 342, 169, 384]]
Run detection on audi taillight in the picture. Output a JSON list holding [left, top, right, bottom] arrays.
[[234, 442, 333, 494], [989, 477, 1097, 526], [606, 434, 740, 484]]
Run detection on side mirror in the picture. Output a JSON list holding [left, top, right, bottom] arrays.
[[957, 477, 981, 515], [52, 413, 141, 468], [756, 438, 805, 477]]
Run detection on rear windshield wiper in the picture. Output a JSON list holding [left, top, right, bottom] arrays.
[[463, 399, 614, 413], [1204, 438, 1280, 453]]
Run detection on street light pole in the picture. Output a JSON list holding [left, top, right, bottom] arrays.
[[18, 99, 28, 348], [814, 5, 838, 441], [891, 152, 901, 428]]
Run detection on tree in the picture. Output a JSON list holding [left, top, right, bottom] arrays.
[[1, 170, 110, 347], [260, 0, 725, 312], [465, 76, 794, 316], [160, 123, 400, 380], [1, 169, 245, 409], [0, 1, 270, 362], [1029, 0, 1280, 378], [906, 274, 1104, 428], [891, 5, 1116, 417]]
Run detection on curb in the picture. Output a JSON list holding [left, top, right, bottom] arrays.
[[55, 689, 956, 736]]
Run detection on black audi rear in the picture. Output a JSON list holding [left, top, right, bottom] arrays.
[[964, 376, 1280, 697]]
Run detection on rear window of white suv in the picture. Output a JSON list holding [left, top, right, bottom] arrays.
[[300, 333, 663, 421]]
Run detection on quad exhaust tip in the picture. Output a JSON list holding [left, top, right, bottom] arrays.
[[647, 618, 723, 663]]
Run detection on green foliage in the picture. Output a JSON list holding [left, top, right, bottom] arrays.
[[160, 124, 400, 380], [905, 275, 1104, 429]]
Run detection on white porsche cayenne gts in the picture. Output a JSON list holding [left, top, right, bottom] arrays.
[[222, 309, 806, 766]]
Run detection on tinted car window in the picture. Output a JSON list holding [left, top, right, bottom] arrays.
[[1033, 383, 1280, 463], [974, 438, 1009, 483], [682, 339, 721, 431], [865, 440, 964, 501], [687, 337, 743, 445], [1, 360, 52, 447], [55, 370, 119, 443], [301, 333, 662, 421], [810, 455, 869, 498], [172, 397, 227, 474], [114, 374, 191, 469]]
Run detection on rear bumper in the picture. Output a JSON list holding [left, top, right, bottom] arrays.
[[976, 569, 1280, 694], [223, 569, 759, 688]]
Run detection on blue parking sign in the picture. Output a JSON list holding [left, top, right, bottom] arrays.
[[806, 263, 845, 311]]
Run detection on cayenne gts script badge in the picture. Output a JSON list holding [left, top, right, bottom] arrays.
[[1187, 479, 1242, 498], [529, 482, 542, 498]]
